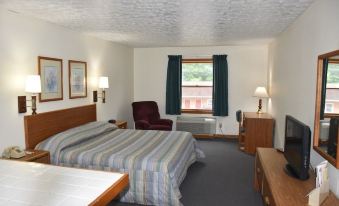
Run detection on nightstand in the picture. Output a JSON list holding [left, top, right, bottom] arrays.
[[8, 150, 51, 164], [115, 120, 127, 129]]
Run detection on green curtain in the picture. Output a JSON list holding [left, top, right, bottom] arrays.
[[166, 55, 182, 115], [320, 58, 329, 120], [213, 55, 228, 116]]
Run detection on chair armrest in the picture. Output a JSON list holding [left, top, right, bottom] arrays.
[[151, 119, 173, 126], [135, 120, 151, 129]]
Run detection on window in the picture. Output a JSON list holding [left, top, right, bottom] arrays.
[[181, 59, 213, 113], [184, 99, 190, 108], [325, 103, 334, 113], [325, 62, 339, 114]]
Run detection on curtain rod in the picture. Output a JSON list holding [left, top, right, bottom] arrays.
[[168, 55, 226, 58], [182, 55, 212, 58]]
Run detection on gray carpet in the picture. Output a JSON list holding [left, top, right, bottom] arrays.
[[110, 139, 263, 206]]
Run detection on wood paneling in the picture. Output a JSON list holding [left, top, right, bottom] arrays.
[[255, 148, 339, 206], [24, 104, 97, 149]]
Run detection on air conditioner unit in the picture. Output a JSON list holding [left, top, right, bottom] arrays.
[[176, 116, 216, 134]]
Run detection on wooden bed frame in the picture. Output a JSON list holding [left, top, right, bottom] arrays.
[[24, 104, 97, 149]]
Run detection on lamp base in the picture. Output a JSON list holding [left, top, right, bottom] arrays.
[[257, 98, 263, 114], [31, 95, 37, 115], [18, 96, 27, 113], [92, 90, 106, 103], [93, 91, 98, 102]]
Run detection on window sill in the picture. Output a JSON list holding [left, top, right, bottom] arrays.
[[181, 109, 212, 114], [324, 113, 339, 118]]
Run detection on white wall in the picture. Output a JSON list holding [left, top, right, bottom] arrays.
[[134, 46, 268, 134], [0, 9, 134, 152], [268, 0, 339, 196]]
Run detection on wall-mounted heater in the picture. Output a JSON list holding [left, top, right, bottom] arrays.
[[176, 116, 216, 134]]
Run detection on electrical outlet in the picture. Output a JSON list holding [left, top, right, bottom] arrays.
[[219, 123, 222, 128]]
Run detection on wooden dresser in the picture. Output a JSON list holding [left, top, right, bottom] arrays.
[[254, 148, 339, 206], [240, 112, 274, 154]]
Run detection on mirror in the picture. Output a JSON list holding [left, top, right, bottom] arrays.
[[314, 50, 339, 168]]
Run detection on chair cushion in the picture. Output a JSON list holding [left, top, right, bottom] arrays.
[[132, 101, 173, 131], [148, 125, 172, 131], [132, 101, 161, 122], [150, 119, 173, 126]]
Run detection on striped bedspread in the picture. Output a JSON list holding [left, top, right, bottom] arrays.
[[36, 122, 204, 205]]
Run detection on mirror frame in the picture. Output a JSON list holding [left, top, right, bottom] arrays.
[[314, 50, 339, 169]]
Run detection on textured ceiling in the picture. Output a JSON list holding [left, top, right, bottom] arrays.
[[0, 0, 315, 47]]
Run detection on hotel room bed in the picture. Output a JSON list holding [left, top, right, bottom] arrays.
[[36, 121, 204, 206]]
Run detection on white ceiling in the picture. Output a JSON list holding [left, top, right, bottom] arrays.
[[0, 0, 315, 47]]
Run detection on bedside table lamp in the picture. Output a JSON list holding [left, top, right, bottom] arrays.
[[93, 76, 109, 103], [18, 75, 41, 115], [253, 86, 269, 114]]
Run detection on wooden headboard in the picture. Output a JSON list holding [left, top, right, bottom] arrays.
[[24, 104, 97, 149]]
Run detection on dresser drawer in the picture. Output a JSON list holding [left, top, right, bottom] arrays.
[[255, 155, 264, 192], [262, 177, 276, 206]]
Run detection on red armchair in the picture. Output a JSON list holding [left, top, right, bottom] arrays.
[[132, 101, 173, 131]]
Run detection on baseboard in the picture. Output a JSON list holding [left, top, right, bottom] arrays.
[[193, 134, 238, 139]]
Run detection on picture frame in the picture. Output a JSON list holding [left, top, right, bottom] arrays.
[[68, 60, 87, 99], [38, 56, 63, 102]]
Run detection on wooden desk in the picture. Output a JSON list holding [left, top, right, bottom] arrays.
[[254, 148, 339, 206], [0, 159, 129, 205], [241, 112, 274, 154]]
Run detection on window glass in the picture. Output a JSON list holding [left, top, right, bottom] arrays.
[[325, 103, 334, 113], [182, 62, 213, 111], [325, 63, 339, 113]]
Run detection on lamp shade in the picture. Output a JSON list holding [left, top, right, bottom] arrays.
[[25, 75, 41, 93], [98, 76, 109, 89], [253, 86, 269, 98]]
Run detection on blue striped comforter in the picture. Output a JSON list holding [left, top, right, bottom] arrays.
[[36, 122, 204, 205]]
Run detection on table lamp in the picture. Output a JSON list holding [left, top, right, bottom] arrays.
[[93, 76, 109, 103], [253, 86, 269, 114], [18, 75, 42, 115]]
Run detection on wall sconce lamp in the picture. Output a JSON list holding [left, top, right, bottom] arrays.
[[18, 75, 41, 115], [253, 86, 269, 114], [93, 76, 109, 103]]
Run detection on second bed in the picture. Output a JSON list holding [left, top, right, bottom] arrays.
[[36, 121, 204, 205]]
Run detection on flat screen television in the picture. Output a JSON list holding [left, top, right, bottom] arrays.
[[284, 115, 311, 180]]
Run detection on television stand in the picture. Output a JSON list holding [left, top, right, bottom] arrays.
[[284, 164, 309, 180], [254, 148, 338, 205]]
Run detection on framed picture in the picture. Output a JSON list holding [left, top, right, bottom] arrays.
[[38, 56, 63, 102], [68, 60, 87, 99]]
